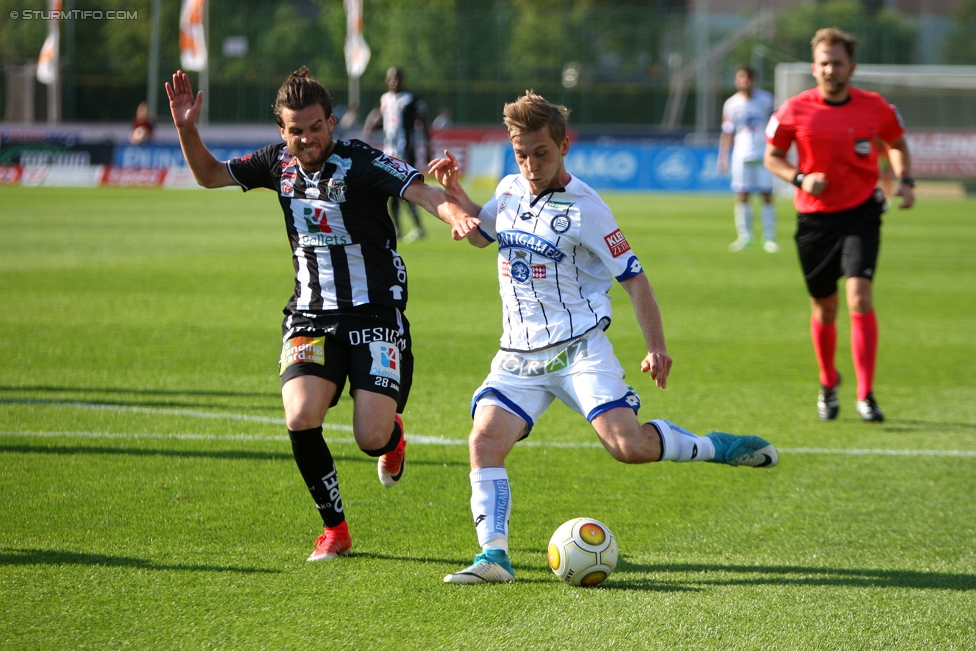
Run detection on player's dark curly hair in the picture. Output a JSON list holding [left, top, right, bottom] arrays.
[[273, 66, 333, 127], [503, 91, 570, 145]]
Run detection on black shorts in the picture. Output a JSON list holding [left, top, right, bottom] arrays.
[[278, 305, 413, 412], [795, 191, 885, 299]]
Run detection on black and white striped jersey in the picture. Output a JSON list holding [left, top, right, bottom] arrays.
[[227, 140, 420, 313], [476, 174, 645, 352]]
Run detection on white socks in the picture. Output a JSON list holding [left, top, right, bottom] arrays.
[[761, 203, 776, 242], [734, 203, 753, 242], [470, 466, 511, 553], [651, 419, 715, 462]]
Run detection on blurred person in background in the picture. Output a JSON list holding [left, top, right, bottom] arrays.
[[718, 66, 777, 252], [765, 28, 914, 424]]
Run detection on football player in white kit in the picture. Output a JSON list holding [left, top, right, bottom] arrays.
[[718, 67, 779, 252], [430, 91, 779, 585]]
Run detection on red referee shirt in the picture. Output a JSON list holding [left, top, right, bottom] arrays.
[[766, 87, 904, 214]]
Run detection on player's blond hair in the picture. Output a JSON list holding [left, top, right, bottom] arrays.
[[811, 27, 859, 61], [273, 66, 334, 127], [503, 91, 570, 144]]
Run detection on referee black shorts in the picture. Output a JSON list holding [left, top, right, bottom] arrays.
[[795, 190, 886, 299], [277, 305, 413, 412]]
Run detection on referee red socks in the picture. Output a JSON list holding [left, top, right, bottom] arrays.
[[810, 316, 838, 388], [850, 310, 878, 401]]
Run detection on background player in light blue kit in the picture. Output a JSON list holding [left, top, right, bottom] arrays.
[[718, 66, 778, 252]]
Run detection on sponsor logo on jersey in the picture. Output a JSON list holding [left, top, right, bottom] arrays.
[[502, 259, 546, 283], [326, 178, 347, 203], [281, 181, 294, 197], [327, 153, 353, 172], [303, 206, 332, 233], [237, 153, 253, 162], [550, 214, 571, 233], [368, 341, 401, 381], [604, 229, 631, 257], [298, 232, 351, 247], [498, 192, 513, 211], [304, 186, 320, 199], [498, 338, 588, 377], [279, 336, 325, 374], [372, 154, 411, 181], [497, 230, 565, 262]]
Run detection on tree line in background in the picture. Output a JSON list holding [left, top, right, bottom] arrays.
[[1, 0, 973, 125]]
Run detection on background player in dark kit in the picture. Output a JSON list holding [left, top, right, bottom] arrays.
[[363, 67, 432, 243]]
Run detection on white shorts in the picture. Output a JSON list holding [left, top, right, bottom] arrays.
[[731, 158, 773, 193], [471, 328, 641, 434]]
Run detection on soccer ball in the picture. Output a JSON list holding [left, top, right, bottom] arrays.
[[547, 517, 618, 587]]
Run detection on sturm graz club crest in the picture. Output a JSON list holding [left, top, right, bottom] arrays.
[[509, 258, 532, 284], [550, 214, 570, 233]]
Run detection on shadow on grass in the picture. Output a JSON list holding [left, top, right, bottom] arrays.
[[345, 552, 976, 592], [875, 419, 976, 433], [346, 551, 697, 591], [0, 396, 285, 413], [0, 384, 281, 400], [0, 444, 468, 467], [611, 559, 976, 591], [0, 547, 280, 574]]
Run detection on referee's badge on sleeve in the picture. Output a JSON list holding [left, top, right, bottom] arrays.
[[765, 115, 779, 139]]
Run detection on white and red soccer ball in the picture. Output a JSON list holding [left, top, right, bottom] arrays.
[[547, 517, 618, 587]]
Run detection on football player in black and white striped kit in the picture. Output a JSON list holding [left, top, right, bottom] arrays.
[[166, 67, 480, 562], [431, 91, 779, 585]]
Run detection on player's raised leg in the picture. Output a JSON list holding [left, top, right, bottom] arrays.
[[592, 408, 777, 468], [444, 403, 525, 584], [282, 375, 353, 561]]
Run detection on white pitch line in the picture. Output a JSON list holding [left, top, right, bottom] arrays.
[[1, 400, 974, 456], [0, 431, 973, 457]]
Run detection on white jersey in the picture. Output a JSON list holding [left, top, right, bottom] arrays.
[[477, 174, 644, 352], [721, 89, 774, 162]]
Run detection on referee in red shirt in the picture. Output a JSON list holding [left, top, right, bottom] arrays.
[[765, 28, 915, 423]]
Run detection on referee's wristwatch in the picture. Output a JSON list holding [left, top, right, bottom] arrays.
[[899, 176, 915, 188], [792, 171, 805, 188]]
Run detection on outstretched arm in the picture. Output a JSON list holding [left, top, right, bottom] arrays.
[[165, 70, 234, 189], [427, 150, 484, 219], [620, 273, 672, 389], [402, 179, 482, 241]]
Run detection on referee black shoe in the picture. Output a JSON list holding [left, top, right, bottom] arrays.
[[817, 373, 841, 421], [856, 393, 885, 423]]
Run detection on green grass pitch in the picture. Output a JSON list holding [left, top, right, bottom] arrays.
[[1, 186, 975, 650]]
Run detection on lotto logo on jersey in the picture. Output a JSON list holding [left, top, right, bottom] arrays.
[[368, 341, 401, 382], [604, 230, 631, 257], [279, 336, 325, 375], [372, 154, 411, 182]]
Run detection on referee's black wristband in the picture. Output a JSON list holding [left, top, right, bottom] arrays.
[[792, 172, 805, 188], [900, 176, 915, 188]]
